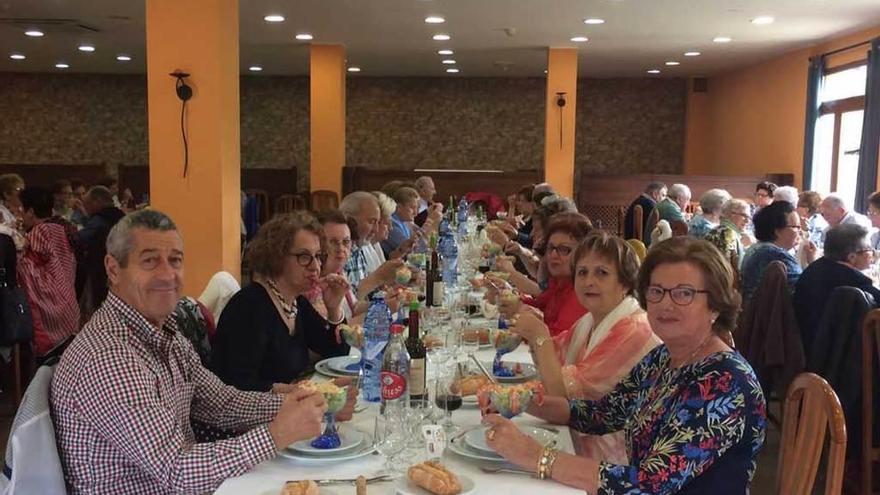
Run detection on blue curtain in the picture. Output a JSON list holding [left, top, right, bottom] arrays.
[[855, 38, 880, 212], [802, 56, 825, 190]]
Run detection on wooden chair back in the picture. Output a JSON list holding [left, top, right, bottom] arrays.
[[778, 372, 847, 495], [274, 194, 308, 215], [245, 189, 271, 225], [645, 208, 660, 240], [670, 219, 689, 236], [617, 206, 627, 237], [862, 309, 880, 495], [632, 205, 644, 241], [311, 190, 339, 213]]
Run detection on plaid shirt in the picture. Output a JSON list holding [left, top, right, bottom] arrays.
[[343, 243, 369, 293], [51, 292, 283, 494]]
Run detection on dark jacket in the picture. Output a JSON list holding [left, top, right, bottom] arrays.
[[0, 234, 16, 288], [623, 194, 657, 241], [76, 206, 125, 322], [793, 256, 880, 356]]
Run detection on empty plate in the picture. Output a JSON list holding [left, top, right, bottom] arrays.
[[464, 426, 556, 455]]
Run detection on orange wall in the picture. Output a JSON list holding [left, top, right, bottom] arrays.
[[544, 48, 578, 198], [310, 44, 346, 195], [684, 25, 880, 188]]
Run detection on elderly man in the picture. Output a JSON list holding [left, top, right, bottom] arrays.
[[340, 191, 404, 295], [414, 176, 436, 214], [51, 210, 340, 494], [623, 181, 667, 240], [819, 193, 872, 243], [656, 183, 691, 223], [76, 186, 126, 320]]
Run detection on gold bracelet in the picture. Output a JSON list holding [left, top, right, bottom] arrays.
[[537, 446, 559, 480]]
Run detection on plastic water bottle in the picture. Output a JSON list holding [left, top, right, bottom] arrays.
[[439, 230, 459, 287], [457, 198, 469, 237], [363, 293, 392, 402], [380, 324, 410, 414]]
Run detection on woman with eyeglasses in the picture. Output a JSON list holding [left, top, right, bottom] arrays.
[[739, 200, 816, 303], [212, 212, 351, 392], [482, 237, 766, 494], [705, 198, 753, 268]]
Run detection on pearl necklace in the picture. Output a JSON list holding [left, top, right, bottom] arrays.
[[266, 278, 298, 320]]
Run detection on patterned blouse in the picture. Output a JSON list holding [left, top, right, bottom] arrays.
[[704, 219, 744, 267], [687, 214, 717, 239], [569, 345, 766, 495]]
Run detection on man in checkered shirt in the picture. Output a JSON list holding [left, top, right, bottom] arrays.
[[50, 210, 340, 494]]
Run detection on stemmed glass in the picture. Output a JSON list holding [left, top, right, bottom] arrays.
[[373, 413, 407, 476], [434, 372, 463, 434]]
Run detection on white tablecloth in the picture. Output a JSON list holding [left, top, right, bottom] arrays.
[[215, 344, 584, 495]]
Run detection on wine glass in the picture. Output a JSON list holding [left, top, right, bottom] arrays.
[[373, 414, 407, 476], [405, 397, 433, 448], [434, 373, 462, 434]]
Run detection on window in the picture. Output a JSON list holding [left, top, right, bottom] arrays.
[[809, 63, 867, 207]]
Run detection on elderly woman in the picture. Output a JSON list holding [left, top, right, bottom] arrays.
[[510, 231, 660, 463], [688, 188, 731, 239], [867, 192, 880, 249], [0, 173, 25, 249], [705, 198, 752, 266], [797, 191, 827, 246], [739, 200, 816, 302], [483, 237, 766, 494], [212, 212, 350, 392]]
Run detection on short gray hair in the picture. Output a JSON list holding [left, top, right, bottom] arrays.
[[668, 183, 691, 201], [773, 186, 799, 205], [86, 185, 114, 206], [107, 209, 179, 266], [340, 191, 379, 217], [699, 189, 732, 215], [371, 191, 397, 217], [414, 176, 434, 190], [824, 223, 870, 262], [823, 193, 849, 211], [722, 198, 750, 217], [533, 182, 554, 196]]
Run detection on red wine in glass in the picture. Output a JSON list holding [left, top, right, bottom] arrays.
[[435, 395, 463, 412]]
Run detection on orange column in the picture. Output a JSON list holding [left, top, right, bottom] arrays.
[[683, 78, 711, 175], [544, 48, 578, 198], [310, 44, 347, 195], [145, 0, 241, 295]]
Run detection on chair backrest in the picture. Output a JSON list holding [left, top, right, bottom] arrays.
[[626, 239, 647, 263], [274, 194, 308, 216], [311, 190, 339, 213], [670, 219, 689, 236], [645, 208, 660, 241], [862, 309, 880, 495], [632, 205, 644, 241], [245, 189, 270, 225], [778, 372, 847, 495]]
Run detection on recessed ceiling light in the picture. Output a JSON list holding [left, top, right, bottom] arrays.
[[442, 59, 456, 64], [249, 66, 262, 72], [684, 51, 701, 57], [446, 68, 459, 73], [647, 69, 661, 74], [751, 16, 775, 25], [665, 61, 680, 66], [570, 36, 589, 42], [116, 55, 131, 61], [55, 63, 69, 69], [263, 14, 285, 22], [425, 16, 445, 24], [438, 49, 454, 55], [78, 45, 95, 52], [295, 33, 314, 41], [9, 54, 25, 60], [543, 69, 548, 74], [347, 66, 361, 73], [583, 18, 605, 25], [433, 34, 451, 41], [713, 36, 732, 43], [24, 30, 44, 37]]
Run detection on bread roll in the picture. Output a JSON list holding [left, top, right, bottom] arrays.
[[280, 480, 319, 495], [407, 461, 462, 495], [458, 375, 490, 396]]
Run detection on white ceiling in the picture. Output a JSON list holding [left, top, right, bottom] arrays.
[[1, 0, 879, 78]]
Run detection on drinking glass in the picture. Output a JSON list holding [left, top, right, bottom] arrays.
[[434, 373, 462, 434], [405, 397, 433, 448], [373, 413, 408, 476]]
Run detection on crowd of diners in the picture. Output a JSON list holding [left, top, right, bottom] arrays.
[[0, 169, 878, 493]]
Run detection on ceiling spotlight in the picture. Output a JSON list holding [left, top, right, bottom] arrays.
[[425, 16, 445, 24], [665, 61, 680, 66], [263, 14, 285, 22], [433, 34, 451, 41], [751, 16, 775, 25], [583, 18, 605, 24], [78, 45, 95, 52], [438, 49, 454, 55], [446, 68, 460, 73], [442, 59, 456, 64], [347, 66, 361, 72], [712, 36, 732, 43], [55, 63, 69, 69], [570, 36, 589, 42], [684, 51, 701, 57], [295, 33, 314, 41], [647, 69, 661, 74], [249, 66, 263, 72], [116, 55, 131, 61], [9, 54, 25, 60], [24, 30, 44, 37]]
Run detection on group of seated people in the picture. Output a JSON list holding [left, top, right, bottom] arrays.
[[6, 169, 877, 493]]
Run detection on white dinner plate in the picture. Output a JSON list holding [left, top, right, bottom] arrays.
[[489, 362, 538, 383], [447, 435, 509, 463], [394, 472, 475, 495], [314, 360, 350, 379], [259, 488, 338, 495], [289, 428, 364, 456], [278, 435, 376, 464], [324, 356, 361, 375], [464, 426, 556, 455]]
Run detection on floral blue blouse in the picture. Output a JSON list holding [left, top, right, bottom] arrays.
[[569, 345, 766, 495], [739, 241, 802, 302]]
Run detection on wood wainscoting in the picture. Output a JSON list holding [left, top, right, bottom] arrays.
[[342, 166, 543, 201]]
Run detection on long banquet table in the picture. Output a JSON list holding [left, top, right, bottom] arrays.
[[215, 343, 584, 495]]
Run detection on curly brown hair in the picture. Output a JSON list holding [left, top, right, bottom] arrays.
[[637, 236, 741, 334], [573, 231, 640, 296], [544, 212, 592, 242], [246, 211, 324, 278]]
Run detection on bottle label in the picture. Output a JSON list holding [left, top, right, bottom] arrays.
[[432, 282, 445, 306], [380, 371, 407, 400], [365, 340, 387, 361], [409, 358, 426, 397]]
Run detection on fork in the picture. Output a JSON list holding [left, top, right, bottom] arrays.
[[480, 466, 534, 476], [312, 474, 394, 485]]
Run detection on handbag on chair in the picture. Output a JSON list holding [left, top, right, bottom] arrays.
[[0, 237, 33, 345]]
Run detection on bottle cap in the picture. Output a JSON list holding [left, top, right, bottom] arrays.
[[390, 324, 405, 334], [409, 300, 420, 311]]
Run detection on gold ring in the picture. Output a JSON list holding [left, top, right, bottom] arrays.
[[487, 429, 496, 441]]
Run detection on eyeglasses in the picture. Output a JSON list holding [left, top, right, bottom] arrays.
[[645, 285, 709, 306], [288, 251, 327, 267], [327, 238, 352, 251], [785, 224, 802, 231], [755, 192, 770, 198], [546, 244, 573, 256]]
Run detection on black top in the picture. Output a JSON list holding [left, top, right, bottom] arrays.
[[76, 206, 126, 313], [0, 234, 16, 287], [211, 283, 350, 392], [623, 194, 657, 241], [793, 256, 880, 356]]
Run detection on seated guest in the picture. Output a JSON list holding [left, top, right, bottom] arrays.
[[414, 176, 436, 215], [656, 183, 691, 223], [51, 209, 342, 493], [740, 201, 815, 302], [51, 179, 75, 221], [340, 191, 381, 291], [77, 186, 125, 321], [17, 187, 80, 355], [867, 191, 880, 249], [366, 191, 396, 268], [623, 181, 667, 241], [773, 185, 799, 205], [794, 224, 880, 356], [510, 231, 660, 463], [797, 191, 827, 246], [820, 193, 872, 243], [68, 178, 89, 227], [688, 188, 731, 239], [495, 212, 590, 337], [381, 186, 420, 258], [753, 181, 777, 213], [0, 173, 25, 249], [705, 199, 752, 267], [484, 236, 765, 493], [317, 209, 359, 321], [213, 212, 350, 391], [197, 271, 240, 328], [512, 184, 537, 248]]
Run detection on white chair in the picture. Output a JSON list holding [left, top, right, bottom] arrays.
[[1, 364, 66, 494], [197, 271, 241, 324]]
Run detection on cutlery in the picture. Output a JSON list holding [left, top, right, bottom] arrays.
[[312, 474, 393, 486], [480, 466, 534, 476], [470, 355, 498, 383]]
